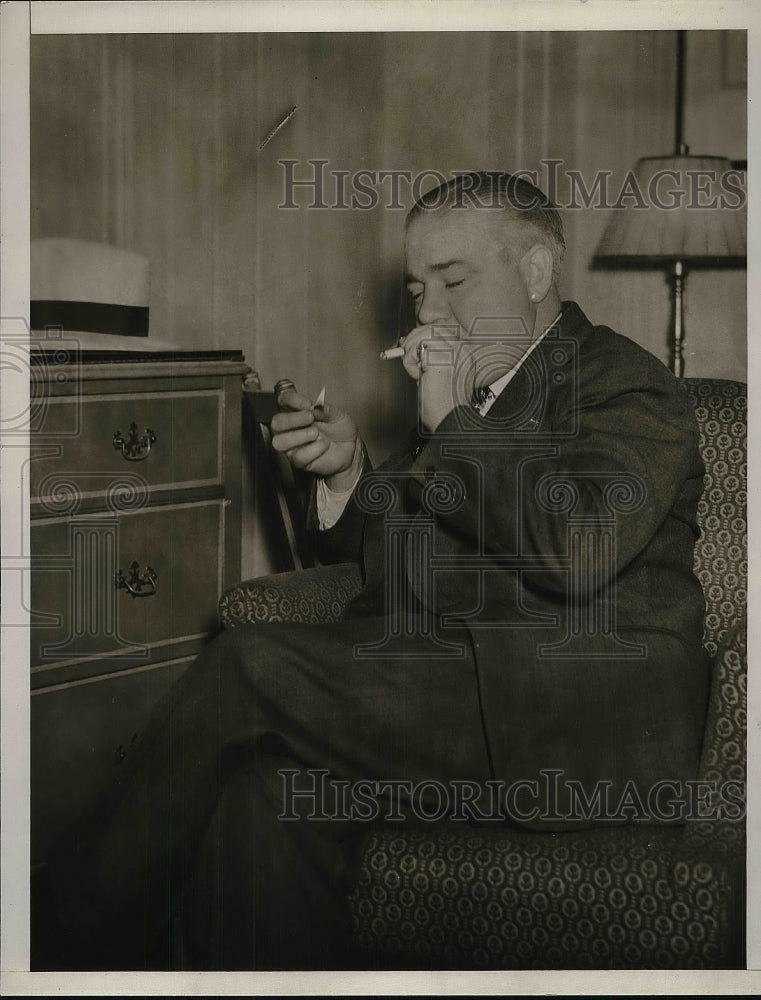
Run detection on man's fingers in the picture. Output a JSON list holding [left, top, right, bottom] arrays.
[[401, 328, 428, 379], [286, 438, 330, 470], [271, 408, 315, 435], [276, 387, 316, 411], [271, 424, 319, 453], [401, 325, 445, 378]]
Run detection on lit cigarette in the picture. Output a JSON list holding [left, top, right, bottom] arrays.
[[314, 385, 326, 407], [380, 346, 405, 360]]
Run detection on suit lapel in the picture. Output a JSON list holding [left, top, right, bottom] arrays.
[[484, 301, 591, 431]]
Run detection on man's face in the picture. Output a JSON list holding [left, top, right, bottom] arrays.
[[404, 207, 534, 340]]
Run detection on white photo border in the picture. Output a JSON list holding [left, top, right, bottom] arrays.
[[1, 0, 758, 993]]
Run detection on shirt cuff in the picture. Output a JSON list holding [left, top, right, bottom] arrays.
[[315, 445, 364, 530]]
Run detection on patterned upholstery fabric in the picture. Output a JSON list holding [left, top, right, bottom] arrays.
[[350, 613, 747, 969], [218, 561, 362, 627], [349, 826, 739, 969], [682, 618, 747, 859], [218, 376, 747, 969], [681, 379, 747, 657]]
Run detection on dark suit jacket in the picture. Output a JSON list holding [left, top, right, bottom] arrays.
[[313, 302, 710, 824]]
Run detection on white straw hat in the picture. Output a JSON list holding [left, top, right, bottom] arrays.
[[31, 237, 179, 351]]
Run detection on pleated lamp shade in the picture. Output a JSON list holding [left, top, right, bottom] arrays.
[[594, 156, 746, 268]]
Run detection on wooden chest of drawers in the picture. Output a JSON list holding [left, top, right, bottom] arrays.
[[30, 350, 250, 863]]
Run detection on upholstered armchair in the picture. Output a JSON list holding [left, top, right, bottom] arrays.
[[219, 377, 746, 969]]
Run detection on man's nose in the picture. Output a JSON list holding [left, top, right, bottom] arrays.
[[417, 286, 452, 325]]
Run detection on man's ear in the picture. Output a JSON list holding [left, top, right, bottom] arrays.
[[520, 244, 554, 303]]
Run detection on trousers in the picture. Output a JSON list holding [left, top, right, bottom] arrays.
[[45, 616, 492, 970]]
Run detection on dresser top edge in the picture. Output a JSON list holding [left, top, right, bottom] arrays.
[[30, 355, 252, 382]]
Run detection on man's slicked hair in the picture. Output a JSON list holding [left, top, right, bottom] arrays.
[[406, 171, 566, 274]]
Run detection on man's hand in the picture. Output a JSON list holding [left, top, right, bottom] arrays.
[[271, 388, 362, 490], [399, 324, 476, 432]]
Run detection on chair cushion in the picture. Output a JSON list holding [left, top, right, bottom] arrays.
[[349, 824, 740, 969]]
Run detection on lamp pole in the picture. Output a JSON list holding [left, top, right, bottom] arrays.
[[669, 260, 686, 378], [669, 30, 688, 377]]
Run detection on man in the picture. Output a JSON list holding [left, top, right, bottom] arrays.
[[40, 172, 709, 971]]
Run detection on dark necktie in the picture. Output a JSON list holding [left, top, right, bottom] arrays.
[[471, 384, 496, 411]]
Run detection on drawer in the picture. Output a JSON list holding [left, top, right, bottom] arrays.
[[30, 501, 223, 676], [30, 390, 223, 501], [31, 657, 191, 864]]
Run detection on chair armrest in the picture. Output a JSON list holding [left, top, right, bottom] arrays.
[[218, 562, 362, 627], [682, 617, 746, 860]]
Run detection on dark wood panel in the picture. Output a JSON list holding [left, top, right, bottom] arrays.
[[30, 390, 223, 496], [31, 657, 193, 864], [28, 355, 246, 875], [30, 501, 224, 681]]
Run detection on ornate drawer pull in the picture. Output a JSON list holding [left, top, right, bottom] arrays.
[[115, 561, 158, 598], [113, 422, 157, 461]]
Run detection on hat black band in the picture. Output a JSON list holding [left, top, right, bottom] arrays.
[[31, 300, 149, 337]]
